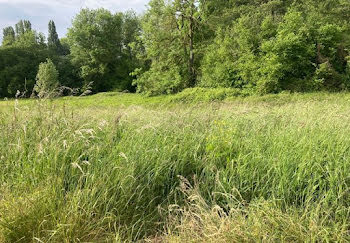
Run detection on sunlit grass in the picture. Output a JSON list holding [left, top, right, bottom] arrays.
[[1, 90, 350, 242]]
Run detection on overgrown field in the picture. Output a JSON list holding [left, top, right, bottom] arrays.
[[1, 91, 350, 242]]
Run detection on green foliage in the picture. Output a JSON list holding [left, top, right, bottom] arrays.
[[54, 55, 82, 90], [13, 30, 46, 48], [67, 9, 122, 91], [1, 0, 350, 97], [59, 38, 71, 56], [258, 10, 316, 93], [133, 65, 184, 96], [133, 0, 201, 95], [313, 24, 349, 90], [0, 20, 51, 98], [67, 8, 141, 93], [200, 29, 239, 88], [15, 20, 31, 36], [168, 87, 245, 103], [0, 11, 139, 98], [34, 58, 59, 98], [0, 46, 48, 97], [200, 12, 274, 93], [2, 27, 15, 46], [48, 20, 63, 54], [196, 1, 350, 95]]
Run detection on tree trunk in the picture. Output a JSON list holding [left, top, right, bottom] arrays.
[[188, 1, 196, 87]]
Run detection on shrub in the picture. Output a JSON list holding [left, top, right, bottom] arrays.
[[34, 58, 59, 98], [168, 87, 245, 103]]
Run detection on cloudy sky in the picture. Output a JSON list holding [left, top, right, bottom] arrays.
[[0, 0, 149, 42]]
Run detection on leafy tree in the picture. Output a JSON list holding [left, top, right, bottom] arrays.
[[34, 58, 59, 98], [134, 0, 202, 95], [2, 27, 15, 46], [0, 19, 82, 98], [199, 0, 350, 94], [174, 0, 200, 86], [200, 28, 239, 88], [48, 20, 63, 54], [0, 21, 49, 97], [0, 46, 49, 97], [14, 30, 46, 48], [119, 11, 142, 91], [59, 38, 71, 56], [15, 20, 31, 37], [200, 11, 278, 92], [122, 11, 141, 59], [257, 10, 315, 93], [68, 8, 134, 92], [133, 0, 183, 95]]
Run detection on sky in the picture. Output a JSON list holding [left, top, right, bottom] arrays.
[[0, 0, 149, 42]]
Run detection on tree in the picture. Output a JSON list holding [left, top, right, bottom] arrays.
[[0, 21, 49, 97], [2, 27, 15, 46], [200, 28, 240, 88], [34, 58, 59, 98], [174, 0, 200, 87], [67, 8, 128, 92], [120, 11, 142, 91], [14, 30, 46, 48], [133, 0, 202, 95], [48, 20, 63, 54], [200, 6, 280, 92], [59, 38, 71, 56], [15, 20, 31, 37], [0, 46, 49, 97], [122, 11, 141, 59]]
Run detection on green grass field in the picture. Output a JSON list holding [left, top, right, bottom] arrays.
[[1, 91, 350, 242]]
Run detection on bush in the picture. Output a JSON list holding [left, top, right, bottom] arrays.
[[200, 28, 240, 88], [168, 88, 246, 103], [34, 58, 59, 98], [133, 64, 186, 96]]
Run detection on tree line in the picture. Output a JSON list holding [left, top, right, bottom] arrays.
[[1, 0, 350, 98], [0, 10, 140, 98]]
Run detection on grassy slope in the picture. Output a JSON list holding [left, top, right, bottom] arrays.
[[1, 91, 350, 242]]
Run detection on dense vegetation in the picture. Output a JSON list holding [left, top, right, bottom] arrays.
[[1, 1, 350, 241], [1, 0, 350, 98], [135, 0, 350, 95], [1, 92, 350, 242], [0, 10, 140, 97]]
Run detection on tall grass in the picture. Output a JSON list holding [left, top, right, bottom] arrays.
[[1, 92, 350, 242]]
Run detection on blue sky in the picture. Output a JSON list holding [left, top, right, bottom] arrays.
[[0, 0, 149, 42]]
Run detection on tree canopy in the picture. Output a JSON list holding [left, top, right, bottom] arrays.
[[67, 8, 141, 92], [0, 1, 349, 97], [135, 0, 350, 95], [34, 58, 59, 98]]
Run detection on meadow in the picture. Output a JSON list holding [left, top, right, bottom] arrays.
[[1, 90, 350, 242]]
